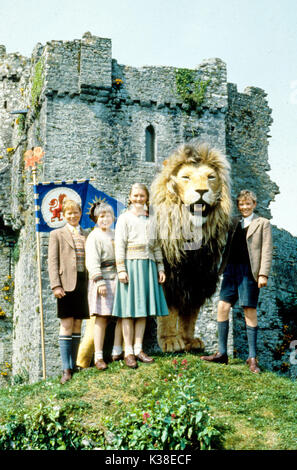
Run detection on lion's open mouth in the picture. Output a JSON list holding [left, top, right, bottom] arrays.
[[189, 202, 211, 218]]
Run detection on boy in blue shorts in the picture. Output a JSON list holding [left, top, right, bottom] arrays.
[[201, 190, 273, 373]]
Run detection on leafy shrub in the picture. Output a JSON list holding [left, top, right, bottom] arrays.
[[103, 359, 221, 450], [0, 398, 91, 450], [175, 68, 210, 111], [0, 360, 223, 450]]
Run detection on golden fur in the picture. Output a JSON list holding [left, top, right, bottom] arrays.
[[151, 142, 232, 266], [150, 142, 232, 352]]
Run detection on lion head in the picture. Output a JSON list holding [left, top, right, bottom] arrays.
[[150, 142, 232, 266]]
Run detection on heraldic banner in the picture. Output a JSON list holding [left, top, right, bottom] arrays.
[[34, 179, 125, 232]]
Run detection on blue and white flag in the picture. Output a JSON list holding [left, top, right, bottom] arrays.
[[34, 180, 125, 232]]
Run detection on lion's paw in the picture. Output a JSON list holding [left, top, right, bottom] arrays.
[[158, 336, 186, 353], [183, 337, 205, 352]]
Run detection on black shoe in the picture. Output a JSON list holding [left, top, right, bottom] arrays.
[[200, 352, 228, 364]]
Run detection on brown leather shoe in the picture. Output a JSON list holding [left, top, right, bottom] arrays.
[[124, 354, 138, 369], [200, 352, 228, 364], [72, 366, 84, 374], [246, 357, 260, 374], [136, 351, 154, 363], [60, 369, 72, 384], [95, 359, 108, 370], [111, 352, 124, 362]]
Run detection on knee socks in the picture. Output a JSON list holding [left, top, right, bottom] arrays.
[[59, 334, 81, 371], [217, 320, 229, 355], [59, 335, 72, 370], [71, 333, 81, 369], [246, 325, 258, 358]]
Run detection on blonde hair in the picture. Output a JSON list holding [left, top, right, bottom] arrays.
[[128, 183, 150, 208], [236, 190, 257, 205], [150, 142, 232, 265], [62, 198, 81, 215]]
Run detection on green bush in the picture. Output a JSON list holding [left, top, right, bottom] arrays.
[[0, 398, 91, 450], [0, 360, 222, 450], [103, 359, 221, 450], [175, 68, 210, 111]]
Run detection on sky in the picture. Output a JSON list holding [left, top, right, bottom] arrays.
[[0, 0, 296, 236]]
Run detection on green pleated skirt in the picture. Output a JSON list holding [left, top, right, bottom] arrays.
[[112, 259, 169, 318]]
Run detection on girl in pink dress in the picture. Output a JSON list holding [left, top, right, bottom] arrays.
[[86, 202, 122, 370]]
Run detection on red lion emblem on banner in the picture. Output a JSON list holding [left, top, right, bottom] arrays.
[[49, 193, 67, 222]]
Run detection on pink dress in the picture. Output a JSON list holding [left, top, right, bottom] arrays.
[[88, 276, 117, 316], [85, 228, 117, 316]]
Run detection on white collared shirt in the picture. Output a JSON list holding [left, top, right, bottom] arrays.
[[66, 223, 81, 234], [241, 213, 254, 229]]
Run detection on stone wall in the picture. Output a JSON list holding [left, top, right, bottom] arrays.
[[0, 46, 30, 384], [226, 83, 279, 217], [223, 83, 297, 378], [0, 225, 15, 385], [231, 227, 297, 379], [0, 33, 296, 384]]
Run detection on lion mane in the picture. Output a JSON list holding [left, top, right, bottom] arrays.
[[150, 141, 232, 352]]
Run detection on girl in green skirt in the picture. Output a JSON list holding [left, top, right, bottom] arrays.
[[112, 183, 169, 368]]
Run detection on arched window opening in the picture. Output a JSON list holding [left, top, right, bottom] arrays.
[[145, 125, 155, 162]]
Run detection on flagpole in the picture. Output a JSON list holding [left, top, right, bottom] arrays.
[[32, 166, 46, 380], [23, 145, 118, 381]]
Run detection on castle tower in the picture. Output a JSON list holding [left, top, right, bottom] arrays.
[[0, 33, 296, 384]]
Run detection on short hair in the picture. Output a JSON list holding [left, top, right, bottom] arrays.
[[93, 203, 115, 220], [236, 190, 257, 205], [62, 198, 81, 215], [89, 202, 115, 223]]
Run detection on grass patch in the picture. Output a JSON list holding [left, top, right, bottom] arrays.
[[0, 353, 296, 450]]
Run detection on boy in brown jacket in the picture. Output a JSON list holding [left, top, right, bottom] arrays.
[[48, 199, 89, 384], [201, 190, 273, 373]]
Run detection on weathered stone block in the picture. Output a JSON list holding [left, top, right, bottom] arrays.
[[0, 33, 295, 385], [79, 35, 112, 91]]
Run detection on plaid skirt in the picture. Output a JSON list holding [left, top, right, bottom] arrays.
[[88, 278, 117, 316]]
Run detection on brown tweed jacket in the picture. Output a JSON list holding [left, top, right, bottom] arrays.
[[48, 225, 88, 292], [219, 214, 273, 282]]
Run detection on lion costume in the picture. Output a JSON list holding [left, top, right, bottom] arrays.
[[150, 142, 232, 352]]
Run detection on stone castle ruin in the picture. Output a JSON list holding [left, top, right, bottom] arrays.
[[0, 32, 296, 384]]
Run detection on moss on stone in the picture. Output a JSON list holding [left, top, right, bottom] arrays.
[[31, 58, 44, 114], [12, 241, 20, 263], [175, 68, 210, 111], [16, 114, 26, 136]]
